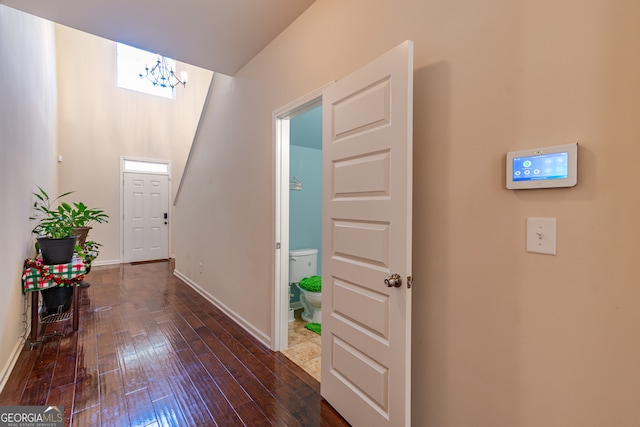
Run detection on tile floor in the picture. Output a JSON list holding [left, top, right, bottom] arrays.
[[281, 308, 321, 382]]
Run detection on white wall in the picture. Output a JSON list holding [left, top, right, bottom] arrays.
[[0, 9, 212, 390], [55, 25, 213, 263], [0, 5, 58, 389], [174, 0, 640, 425]]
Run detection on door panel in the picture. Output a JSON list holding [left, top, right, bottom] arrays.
[[334, 150, 390, 196], [333, 77, 390, 137], [333, 220, 390, 267], [332, 336, 389, 410], [322, 40, 413, 426], [123, 172, 169, 262], [333, 279, 390, 339]]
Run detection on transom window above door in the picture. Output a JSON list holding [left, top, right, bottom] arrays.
[[123, 159, 169, 174]]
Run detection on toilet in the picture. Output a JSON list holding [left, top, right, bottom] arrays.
[[289, 249, 321, 323], [298, 276, 322, 323]]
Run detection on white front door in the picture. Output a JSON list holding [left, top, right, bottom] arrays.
[[321, 41, 414, 426], [123, 172, 169, 262]]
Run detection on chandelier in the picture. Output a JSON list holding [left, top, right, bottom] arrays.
[[139, 56, 187, 90]]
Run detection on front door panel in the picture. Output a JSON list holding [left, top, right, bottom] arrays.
[[123, 172, 169, 262]]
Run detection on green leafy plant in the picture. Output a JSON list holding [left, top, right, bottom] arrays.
[[30, 186, 76, 238], [75, 241, 102, 265], [30, 185, 110, 237], [66, 202, 109, 228]]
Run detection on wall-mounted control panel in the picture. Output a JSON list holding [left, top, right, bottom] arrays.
[[506, 143, 577, 189]]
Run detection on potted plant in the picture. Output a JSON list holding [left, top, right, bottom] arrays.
[[67, 200, 109, 288], [31, 187, 109, 256], [30, 186, 109, 315], [68, 201, 109, 245], [31, 186, 77, 265], [30, 186, 77, 317], [75, 241, 101, 266], [74, 240, 102, 288]]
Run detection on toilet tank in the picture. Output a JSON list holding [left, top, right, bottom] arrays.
[[289, 249, 318, 283]]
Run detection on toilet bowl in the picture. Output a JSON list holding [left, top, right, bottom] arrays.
[[289, 249, 321, 324], [297, 275, 322, 323], [298, 286, 322, 323]]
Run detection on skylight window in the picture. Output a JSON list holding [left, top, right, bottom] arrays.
[[116, 43, 176, 99]]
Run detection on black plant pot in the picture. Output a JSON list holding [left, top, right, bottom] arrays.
[[37, 236, 78, 265], [41, 286, 73, 316]]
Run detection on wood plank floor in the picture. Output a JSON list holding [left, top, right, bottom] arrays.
[[0, 261, 350, 427]]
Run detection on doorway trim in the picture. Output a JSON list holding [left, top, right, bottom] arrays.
[[272, 84, 331, 351]]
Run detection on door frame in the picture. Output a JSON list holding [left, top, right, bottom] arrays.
[[272, 85, 331, 351], [120, 156, 172, 263]]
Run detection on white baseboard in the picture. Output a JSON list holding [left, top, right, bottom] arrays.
[[93, 257, 175, 267], [173, 269, 271, 349], [0, 338, 24, 394], [92, 259, 121, 266]]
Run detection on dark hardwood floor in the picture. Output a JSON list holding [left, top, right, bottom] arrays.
[[0, 261, 350, 427]]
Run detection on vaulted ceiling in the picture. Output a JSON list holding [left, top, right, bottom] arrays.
[[0, 0, 316, 75]]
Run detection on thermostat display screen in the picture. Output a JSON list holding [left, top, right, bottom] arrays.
[[512, 151, 568, 182]]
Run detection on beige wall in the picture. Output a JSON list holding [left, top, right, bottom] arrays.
[[0, 5, 58, 388], [55, 25, 213, 263], [174, 0, 640, 425]]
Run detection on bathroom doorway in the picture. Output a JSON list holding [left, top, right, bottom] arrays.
[[273, 86, 327, 380], [273, 42, 414, 426]]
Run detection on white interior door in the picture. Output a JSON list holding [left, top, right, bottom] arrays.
[[321, 41, 413, 426], [123, 172, 169, 262]]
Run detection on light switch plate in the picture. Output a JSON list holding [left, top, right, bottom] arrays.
[[526, 217, 556, 255]]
